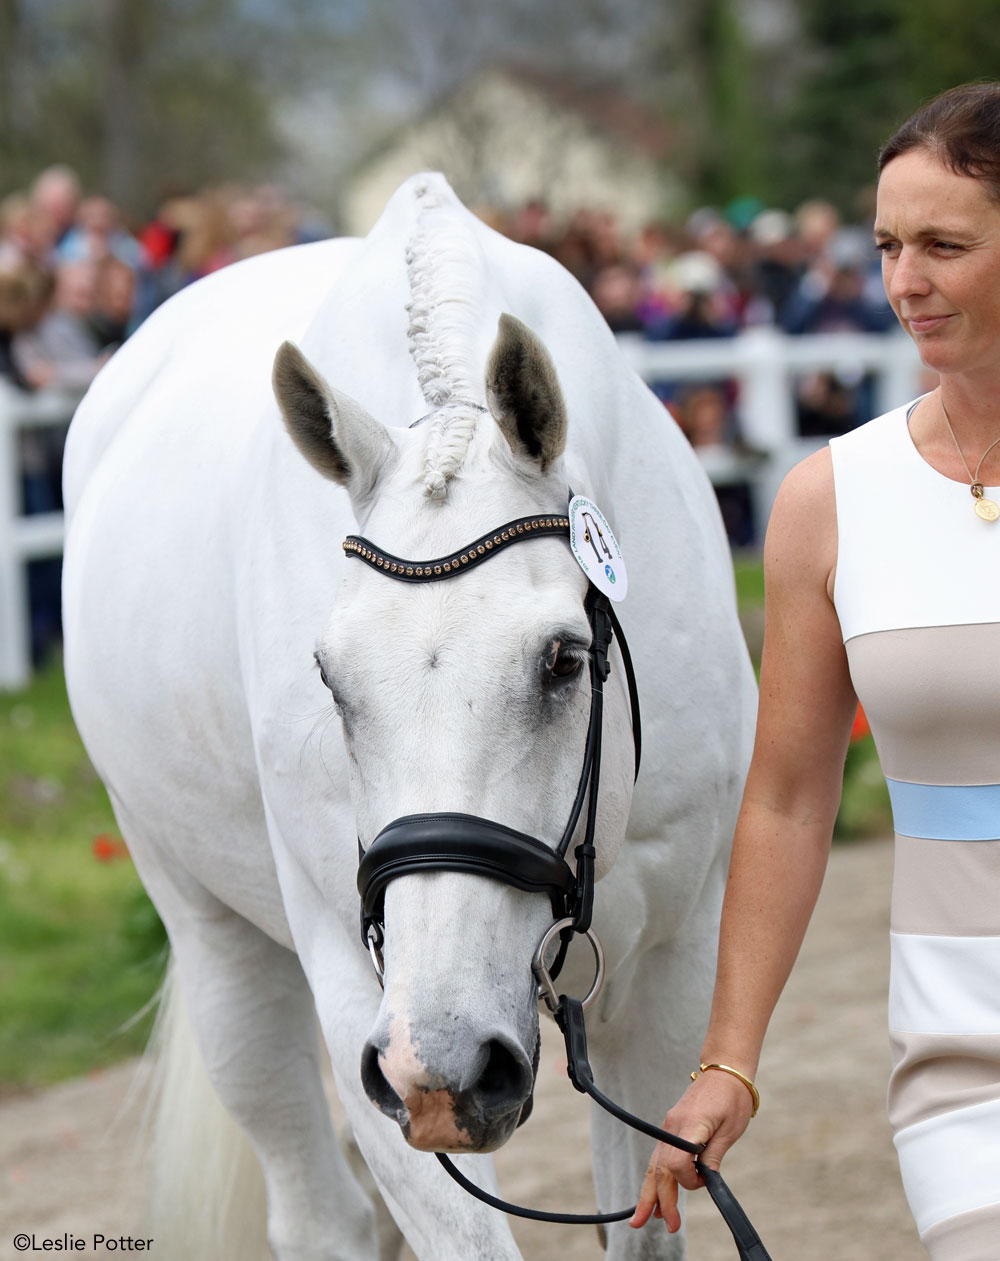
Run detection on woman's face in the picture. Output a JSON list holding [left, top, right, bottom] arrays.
[[875, 147, 1000, 380]]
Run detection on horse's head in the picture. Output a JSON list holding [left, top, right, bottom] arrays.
[[273, 314, 635, 1153]]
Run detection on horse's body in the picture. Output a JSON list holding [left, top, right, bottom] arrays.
[[62, 174, 756, 1260]]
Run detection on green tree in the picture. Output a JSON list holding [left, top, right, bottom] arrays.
[[897, 0, 1000, 104], [0, 0, 348, 216], [777, 0, 1000, 214], [775, 0, 907, 212], [685, 0, 767, 205]]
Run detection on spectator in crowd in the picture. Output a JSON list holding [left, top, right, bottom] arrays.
[[782, 244, 894, 335], [671, 383, 759, 548], [589, 261, 646, 333], [230, 185, 297, 259], [172, 188, 239, 281], [794, 197, 841, 261], [685, 208, 751, 324], [29, 164, 81, 258], [675, 383, 730, 448], [633, 220, 683, 327], [0, 265, 44, 389], [91, 257, 136, 350], [782, 230, 896, 436], [647, 251, 739, 340], [0, 193, 66, 271], [12, 260, 109, 391], [0, 194, 35, 269], [57, 195, 145, 272], [508, 198, 556, 254], [744, 209, 804, 326]]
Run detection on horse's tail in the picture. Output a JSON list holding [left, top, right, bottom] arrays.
[[147, 959, 269, 1260]]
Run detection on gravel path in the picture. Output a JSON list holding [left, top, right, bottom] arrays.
[[0, 836, 924, 1260]]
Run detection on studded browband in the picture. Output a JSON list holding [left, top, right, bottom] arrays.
[[342, 514, 571, 582]]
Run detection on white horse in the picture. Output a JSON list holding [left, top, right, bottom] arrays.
[[62, 173, 756, 1260]]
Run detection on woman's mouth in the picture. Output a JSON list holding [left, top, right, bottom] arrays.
[[906, 313, 952, 333]]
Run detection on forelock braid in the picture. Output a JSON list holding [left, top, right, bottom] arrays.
[[404, 180, 487, 500]]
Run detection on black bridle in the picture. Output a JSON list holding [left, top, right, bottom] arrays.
[[345, 510, 771, 1261]]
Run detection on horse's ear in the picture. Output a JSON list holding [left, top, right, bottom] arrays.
[[272, 341, 394, 496], [486, 314, 567, 472]]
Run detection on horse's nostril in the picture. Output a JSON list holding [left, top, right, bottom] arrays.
[[474, 1039, 532, 1114], [361, 1042, 405, 1120]]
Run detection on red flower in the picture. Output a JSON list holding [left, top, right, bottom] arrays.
[[850, 704, 871, 743], [92, 834, 129, 862]]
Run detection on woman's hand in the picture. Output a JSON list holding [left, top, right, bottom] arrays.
[[629, 1068, 755, 1231]]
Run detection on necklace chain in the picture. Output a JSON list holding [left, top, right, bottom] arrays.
[[940, 397, 1000, 503]]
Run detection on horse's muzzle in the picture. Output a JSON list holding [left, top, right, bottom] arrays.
[[361, 1031, 535, 1152]]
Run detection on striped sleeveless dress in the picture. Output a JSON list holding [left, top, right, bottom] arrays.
[[831, 402, 1000, 1259]]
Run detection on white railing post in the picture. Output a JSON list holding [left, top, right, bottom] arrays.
[[0, 384, 81, 691], [0, 382, 31, 689], [876, 335, 925, 416], [734, 326, 804, 522]]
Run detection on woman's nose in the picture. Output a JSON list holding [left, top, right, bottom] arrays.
[[888, 248, 931, 300]]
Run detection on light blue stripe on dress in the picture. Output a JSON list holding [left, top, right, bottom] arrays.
[[887, 779, 1000, 840]]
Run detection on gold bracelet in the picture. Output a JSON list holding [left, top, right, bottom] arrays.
[[690, 1062, 760, 1117]]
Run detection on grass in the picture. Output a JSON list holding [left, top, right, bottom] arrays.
[[732, 553, 766, 611], [1, 562, 890, 1090], [0, 661, 165, 1092]]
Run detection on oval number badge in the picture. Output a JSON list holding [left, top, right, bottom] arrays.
[[569, 495, 627, 602]]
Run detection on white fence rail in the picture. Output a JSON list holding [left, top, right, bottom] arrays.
[[618, 327, 924, 521], [0, 329, 924, 690], [0, 383, 80, 689]]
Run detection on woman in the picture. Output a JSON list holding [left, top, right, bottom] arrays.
[[631, 82, 1000, 1258]]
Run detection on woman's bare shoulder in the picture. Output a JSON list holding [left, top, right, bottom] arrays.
[[774, 446, 835, 513], [765, 447, 837, 593]]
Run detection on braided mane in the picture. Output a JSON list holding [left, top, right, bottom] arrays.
[[405, 179, 488, 500]]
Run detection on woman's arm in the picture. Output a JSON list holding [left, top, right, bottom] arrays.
[[632, 446, 859, 1231]]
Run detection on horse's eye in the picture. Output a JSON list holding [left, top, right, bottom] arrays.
[[314, 653, 336, 693], [547, 640, 585, 691], [552, 651, 583, 678]]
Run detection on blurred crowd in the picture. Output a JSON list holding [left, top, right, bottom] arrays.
[[0, 166, 332, 661], [490, 193, 900, 545], [1, 165, 897, 439], [1, 166, 896, 404], [493, 195, 897, 448], [1, 165, 903, 656], [0, 165, 330, 398], [498, 194, 893, 339]]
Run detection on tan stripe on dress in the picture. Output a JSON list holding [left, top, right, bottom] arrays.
[[922, 1201, 1000, 1259], [891, 836, 1000, 936], [846, 624, 1000, 786], [888, 1031, 1000, 1132]]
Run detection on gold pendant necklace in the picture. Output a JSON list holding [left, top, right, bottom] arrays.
[[940, 399, 1000, 521]]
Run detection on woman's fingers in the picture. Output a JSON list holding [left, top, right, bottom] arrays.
[[663, 1122, 714, 1190], [630, 1070, 756, 1230], [629, 1147, 681, 1232]]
